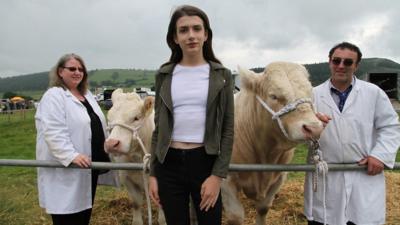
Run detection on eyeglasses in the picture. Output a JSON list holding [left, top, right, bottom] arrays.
[[331, 57, 354, 67], [62, 66, 84, 73]]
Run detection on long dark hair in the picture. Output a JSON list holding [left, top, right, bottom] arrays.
[[164, 5, 221, 65]]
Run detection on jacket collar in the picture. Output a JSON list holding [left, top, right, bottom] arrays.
[[207, 62, 226, 110], [158, 60, 224, 74]]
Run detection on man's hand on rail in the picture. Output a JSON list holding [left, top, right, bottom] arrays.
[[358, 156, 384, 176]]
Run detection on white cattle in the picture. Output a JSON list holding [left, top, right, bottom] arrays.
[[104, 88, 165, 225], [222, 62, 324, 225]]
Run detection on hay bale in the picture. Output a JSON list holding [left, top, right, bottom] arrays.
[[92, 173, 400, 225]]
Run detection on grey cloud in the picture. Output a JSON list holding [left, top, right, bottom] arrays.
[[0, 0, 399, 77]]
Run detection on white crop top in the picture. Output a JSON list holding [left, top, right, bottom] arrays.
[[171, 63, 210, 143]]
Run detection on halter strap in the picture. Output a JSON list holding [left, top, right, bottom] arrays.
[[256, 95, 313, 139], [107, 122, 142, 134]]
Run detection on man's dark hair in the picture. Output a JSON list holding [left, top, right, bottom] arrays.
[[329, 42, 362, 64]]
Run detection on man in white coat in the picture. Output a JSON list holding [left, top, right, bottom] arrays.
[[304, 42, 400, 225]]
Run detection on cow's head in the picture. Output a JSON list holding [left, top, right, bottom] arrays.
[[238, 62, 323, 141], [105, 88, 154, 154]]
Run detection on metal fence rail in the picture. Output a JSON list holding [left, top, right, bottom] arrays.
[[1, 159, 399, 172]]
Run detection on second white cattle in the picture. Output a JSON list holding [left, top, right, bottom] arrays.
[[104, 88, 164, 225]]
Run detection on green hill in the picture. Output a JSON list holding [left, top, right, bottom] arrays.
[[1, 58, 399, 99], [87, 68, 156, 88], [0, 71, 48, 93], [0, 68, 157, 99]]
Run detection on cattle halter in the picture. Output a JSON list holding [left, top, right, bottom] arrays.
[[107, 121, 150, 171], [257, 94, 327, 223], [107, 121, 153, 225], [255, 95, 313, 139]]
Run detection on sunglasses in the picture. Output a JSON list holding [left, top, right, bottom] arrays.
[[331, 57, 354, 67], [63, 66, 84, 73]]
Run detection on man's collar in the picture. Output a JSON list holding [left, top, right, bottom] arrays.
[[329, 75, 356, 92]]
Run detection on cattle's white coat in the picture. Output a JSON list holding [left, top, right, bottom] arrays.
[[222, 62, 324, 225], [105, 88, 165, 225]]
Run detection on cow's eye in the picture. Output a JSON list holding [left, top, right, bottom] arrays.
[[130, 116, 139, 123], [270, 94, 278, 100]]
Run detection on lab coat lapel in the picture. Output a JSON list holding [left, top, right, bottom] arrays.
[[318, 81, 340, 113], [341, 79, 360, 113], [65, 89, 84, 106]]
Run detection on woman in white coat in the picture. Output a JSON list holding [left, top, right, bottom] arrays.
[[35, 53, 113, 225]]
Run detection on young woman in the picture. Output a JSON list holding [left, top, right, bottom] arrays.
[[149, 5, 234, 225], [35, 54, 115, 225]]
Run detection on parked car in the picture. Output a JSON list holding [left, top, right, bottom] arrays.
[[102, 89, 115, 110], [103, 99, 113, 110]]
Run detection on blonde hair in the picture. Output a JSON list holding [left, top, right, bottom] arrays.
[[49, 53, 88, 95]]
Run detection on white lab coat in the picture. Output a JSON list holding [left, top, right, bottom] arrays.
[[35, 87, 117, 214], [304, 77, 400, 225]]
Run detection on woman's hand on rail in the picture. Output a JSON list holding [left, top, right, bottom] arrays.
[[72, 154, 91, 168]]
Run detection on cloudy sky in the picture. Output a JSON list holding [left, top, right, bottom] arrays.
[[1, 0, 399, 78]]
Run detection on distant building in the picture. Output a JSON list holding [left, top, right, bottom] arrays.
[[365, 72, 399, 100]]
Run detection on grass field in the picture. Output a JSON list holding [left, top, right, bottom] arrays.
[[0, 110, 399, 225], [0, 110, 123, 225]]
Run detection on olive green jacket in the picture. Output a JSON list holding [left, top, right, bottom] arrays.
[[150, 61, 234, 178]]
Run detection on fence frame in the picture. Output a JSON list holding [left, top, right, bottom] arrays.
[[1, 159, 399, 172]]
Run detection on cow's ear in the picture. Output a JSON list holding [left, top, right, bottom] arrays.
[[238, 66, 260, 92], [111, 88, 123, 102], [142, 96, 154, 117]]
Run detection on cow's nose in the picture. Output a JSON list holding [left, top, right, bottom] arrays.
[[113, 140, 120, 147], [107, 138, 120, 147], [302, 124, 313, 139], [302, 124, 312, 133], [105, 138, 120, 152], [302, 123, 323, 139]]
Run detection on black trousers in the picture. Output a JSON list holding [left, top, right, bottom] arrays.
[[51, 170, 99, 225], [308, 220, 356, 225], [156, 147, 222, 225]]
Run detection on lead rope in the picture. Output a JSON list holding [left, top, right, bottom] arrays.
[[308, 138, 328, 225], [108, 122, 152, 225], [132, 131, 152, 225]]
